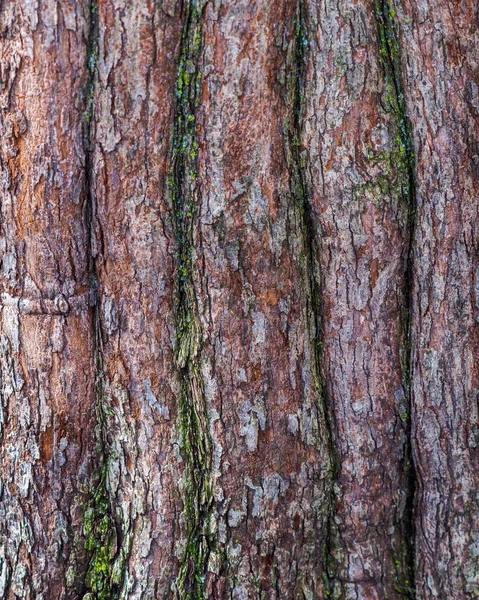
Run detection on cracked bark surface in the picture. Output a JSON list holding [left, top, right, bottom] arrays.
[[393, 1, 479, 597], [0, 0, 478, 599], [0, 1, 96, 598], [302, 0, 414, 597]]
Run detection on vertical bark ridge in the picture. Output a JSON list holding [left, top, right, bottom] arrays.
[[286, 0, 337, 592], [169, 1, 215, 598], [393, 1, 479, 597], [301, 0, 416, 596], [374, 0, 417, 379], [88, 0, 185, 597], [0, 1, 97, 597], [374, 0, 418, 594], [190, 0, 333, 596]]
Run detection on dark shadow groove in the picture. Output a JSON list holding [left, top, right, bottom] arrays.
[[374, 0, 418, 596], [81, 2, 125, 598], [286, 0, 338, 594], [168, 1, 215, 598]]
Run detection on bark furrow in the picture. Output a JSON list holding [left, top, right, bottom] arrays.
[[81, 3, 121, 599], [286, 0, 338, 593], [169, 1, 215, 597], [393, 0, 479, 597], [302, 0, 416, 596]]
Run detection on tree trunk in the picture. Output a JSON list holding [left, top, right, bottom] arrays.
[[0, 1, 477, 599]]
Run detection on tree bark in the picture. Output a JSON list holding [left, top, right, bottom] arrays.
[[302, 0, 414, 596], [394, 0, 479, 597], [189, 1, 332, 596], [0, 0, 477, 599], [89, 1, 183, 597], [0, 2, 96, 598]]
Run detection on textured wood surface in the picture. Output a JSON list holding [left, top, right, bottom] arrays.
[[0, 0, 477, 598]]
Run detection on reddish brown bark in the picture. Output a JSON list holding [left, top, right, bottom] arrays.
[[0, 0, 477, 599], [394, 0, 479, 597], [190, 0, 332, 596], [0, 1, 96, 598]]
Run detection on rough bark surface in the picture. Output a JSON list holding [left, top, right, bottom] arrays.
[[302, 0, 414, 597], [187, 1, 333, 597], [394, 1, 479, 597], [90, 1, 184, 598], [0, 2, 96, 598], [0, 0, 477, 599]]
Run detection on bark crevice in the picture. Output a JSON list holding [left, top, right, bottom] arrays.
[[169, 1, 215, 597], [374, 1, 418, 595], [286, 1, 337, 593], [81, 3, 125, 598]]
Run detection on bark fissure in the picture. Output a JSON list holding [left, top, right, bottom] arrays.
[[82, 3, 124, 598], [374, 1, 417, 595], [170, 2, 214, 597], [286, 1, 337, 593]]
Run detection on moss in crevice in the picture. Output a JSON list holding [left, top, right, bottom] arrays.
[[374, 0, 416, 404], [284, 1, 337, 596], [82, 316, 127, 600], [374, 1, 417, 597], [374, 0, 415, 210], [84, 1, 98, 130], [83, 464, 117, 600], [169, 1, 215, 598], [81, 2, 126, 598]]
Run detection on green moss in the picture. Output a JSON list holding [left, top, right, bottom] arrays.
[[84, 1, 98, 126], [82, 353, 129, 599], [391, 549, 414, 596], [83, 466, 118, 600], [169, 2, 216, 598], [82, 343, 125, 599], [374, 0, 415, 202]]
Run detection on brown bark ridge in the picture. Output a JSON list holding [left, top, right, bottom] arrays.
[[393, 0, 479, 597], [173, 0, 333, 597], [302, 0, 414, 597], [88, 0, 184, 598], [0, 1, 96, 598]]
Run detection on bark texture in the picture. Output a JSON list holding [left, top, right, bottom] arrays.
[[302, 0, 414, 596], [0, 0, 477, 599], [0, 2, 96, 598], [89, 1, 183, 597], [394, 0, 479, 597], [187, 1, 333, 596]]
